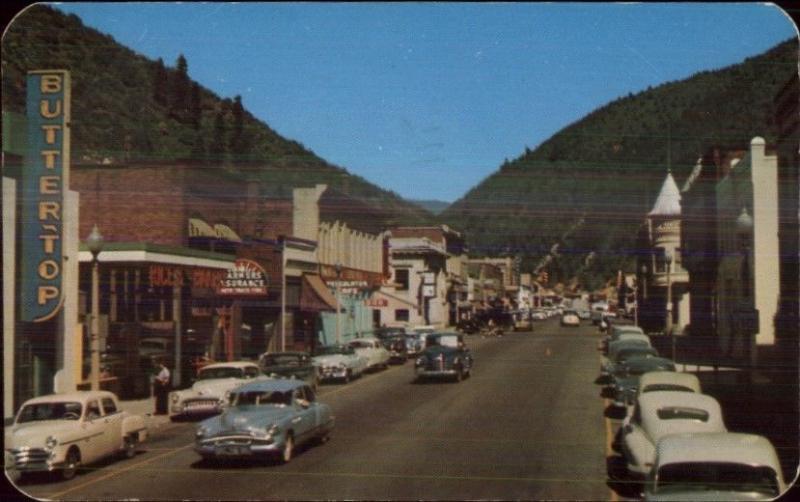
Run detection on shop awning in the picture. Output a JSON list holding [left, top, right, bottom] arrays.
[[214, 223, 242, 242], [300, 274, 338, 312], [188, 218, 217, 238]]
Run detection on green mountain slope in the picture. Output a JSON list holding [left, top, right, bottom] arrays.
[[1, 4, 433, 228], [441, 38, 798, 289]]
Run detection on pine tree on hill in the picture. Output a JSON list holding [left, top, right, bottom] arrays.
[[153, 57, 168, 107], [169, 54, 190, 122]]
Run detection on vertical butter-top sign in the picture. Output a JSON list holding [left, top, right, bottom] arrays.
[[21, 70, 70, 322]]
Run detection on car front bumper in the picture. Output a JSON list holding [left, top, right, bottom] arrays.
[[194, 434, 282, 458], [415, 367, 458, 378], [6, 447, 64, 473], [319, 366, 349, 380], [171, 398, 223, 417]]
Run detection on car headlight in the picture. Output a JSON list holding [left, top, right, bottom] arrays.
[[45, 435, 58, 450], [415, 357, 426, 366], [195, 426, 208, 439], [267, 424, 280, 436]]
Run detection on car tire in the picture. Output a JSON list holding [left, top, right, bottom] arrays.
[[123, 435, 137, 459], [280, 433, 294, 464], [61, 448, 80, 481]]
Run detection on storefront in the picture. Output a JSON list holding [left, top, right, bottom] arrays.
[[319, 264, 384, 344]]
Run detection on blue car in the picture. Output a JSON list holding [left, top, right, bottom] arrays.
[[414, 333, 474, 382], [194, 379, 334, 464]]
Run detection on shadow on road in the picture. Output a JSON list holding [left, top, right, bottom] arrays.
[[604, 403, 626, 419], [605, 455, 644, 499]]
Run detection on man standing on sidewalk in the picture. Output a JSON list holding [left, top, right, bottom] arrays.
[[154, 361, 170, 415]]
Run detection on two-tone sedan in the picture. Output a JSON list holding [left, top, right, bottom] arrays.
[[347, 337, 391, 371], [169, 361, 267, 420], [611, 356, 677, 408], [414, 333, 473, 382], [311, 345, 368, 383], [5, 391, 147, 481], [194, 379, 334, 464], [259, 352, 319, 390]]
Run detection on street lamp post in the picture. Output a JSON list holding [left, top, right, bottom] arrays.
[[86, 225, 104, 391], [335, 263, 342, 345]]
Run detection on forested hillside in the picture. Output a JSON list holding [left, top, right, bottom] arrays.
[[441, 38, 798, 289], [1, 4, 433, 226]]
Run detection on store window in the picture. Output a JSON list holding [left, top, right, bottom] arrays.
[[395, 309, 409, 322]]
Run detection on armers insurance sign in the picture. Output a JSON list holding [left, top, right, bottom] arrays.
[[20, 71, 70, 322], [218, 259, 269, 296]]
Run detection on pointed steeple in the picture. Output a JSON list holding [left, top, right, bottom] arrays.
[[648, 171, 682, 216]]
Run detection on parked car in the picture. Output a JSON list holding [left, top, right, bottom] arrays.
[[561, 310, 581, 327], [456, 318, 482, 334], [513, 311, 533, 331], [611, 356, 677, 408], [414, 333, 473, 382], [311, 344, 368, 383], [621, 391, 726, 479], [531, 309, 548, 321], [381, 335, 409, 364], [194, 379, 334, 464], [577, 309, 592, 320], [373, 326, 407, 340], [600, 340, 658, 378], [348, 337, 391, 371], [169, 361, 266, 420], [258, 352, 319, 389], [644, 432, 786, 500], [5, 391, 148, 481], [600, 324, 646, 353]]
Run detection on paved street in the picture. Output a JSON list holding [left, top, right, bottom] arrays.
[[14, 319, 615, 501]]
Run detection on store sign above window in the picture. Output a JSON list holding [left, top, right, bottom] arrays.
[[20, 70, 70, 322], [217, 259, 268, 296]]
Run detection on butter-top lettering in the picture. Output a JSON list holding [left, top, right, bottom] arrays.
[[39, 99, 62, 119], [40, 75, 62, 93]]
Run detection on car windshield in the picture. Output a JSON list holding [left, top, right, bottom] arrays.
[[313, 346, 349, 356], [261, 355, 303, 366], [17, 402, 83, 423], [231, 390, 292, 407], [197, 367, 244, 380], [655, 462, 779, 496]]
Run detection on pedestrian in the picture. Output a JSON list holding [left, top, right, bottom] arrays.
[[153, 360, 171, 415]]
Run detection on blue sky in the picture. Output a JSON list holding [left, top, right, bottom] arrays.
[[50, 3, 796, 202]]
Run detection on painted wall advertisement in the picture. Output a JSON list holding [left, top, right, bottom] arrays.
[[20, 70, 70, 322]]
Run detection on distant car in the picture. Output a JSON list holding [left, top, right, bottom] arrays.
[[194, 379, 334, 464], [577, 309, 592, 320], [348, 337, 391, 371], [259, 352, 319, 389], [169, 361, 267, 419], [373, 326, 407, 339], [381, 335, 409, 364], [611, 356, 677, 408], [405, 333, 425, 356], [531, 309, 548, 321], [561, 310, 580, 327], [311, 344, 368, 383], [644, 432, 786, 500], [600, 325, 646, 353], [621, 392, 726, 479], [602, 332, 651, 356], [5, 391, 148, 481], [414, 333, 473, 382], [513, 311, 533, 331]]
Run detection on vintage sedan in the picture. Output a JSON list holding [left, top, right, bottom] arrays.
[[259, 351, 319, 389], [347, 337, 391, 371], [414, 333, 473, 382], [600, 340, 658, 379], [611, 356, 677, 408], [600, 325, 647, 354], [644, 432, 786, 501], [5, 391, 147, 481], [560, 310, 581, 327], [169, 361, 267, 419], [621, 391, 726, 479], [381, 335, 409, 364], [311, 344, 368, 383], [194, 379, 334, 464], [405, 333, 425, 356]]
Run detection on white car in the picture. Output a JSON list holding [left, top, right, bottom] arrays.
[[621, 371, 702, 420], [348, 337, 391, 371], [621, 391, 726, 478], [645, 432, 786, 501], [531, 309, 548, 321], [169, 361, 267, 419], [5, 391, 148, 481], [312, 344, 369, 383], [560, 310, 580, 326]]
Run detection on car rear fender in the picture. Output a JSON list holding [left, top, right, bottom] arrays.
[[121, 414, 148, 442]]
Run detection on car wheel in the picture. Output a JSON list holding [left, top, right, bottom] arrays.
[[61, 448, 80, 481], [280, 433, 294, 464], [123, 435, 137, 459]]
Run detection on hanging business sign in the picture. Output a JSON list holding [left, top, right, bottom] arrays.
[[20, 70, 70, 322], [217, 258, 269, 296]]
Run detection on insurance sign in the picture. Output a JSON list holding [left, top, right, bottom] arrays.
[[20, 70, 70, 322]]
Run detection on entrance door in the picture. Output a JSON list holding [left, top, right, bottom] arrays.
[[372, 309, 381, 329]]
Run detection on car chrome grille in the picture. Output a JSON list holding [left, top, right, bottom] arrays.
[[184, 398, 218, 410], [9, 447, 50, 467]]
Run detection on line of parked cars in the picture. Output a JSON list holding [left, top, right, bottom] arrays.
[[597, 323, 787, 500]]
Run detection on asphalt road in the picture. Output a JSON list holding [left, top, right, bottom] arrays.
[[14, 319, 615, 501]]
